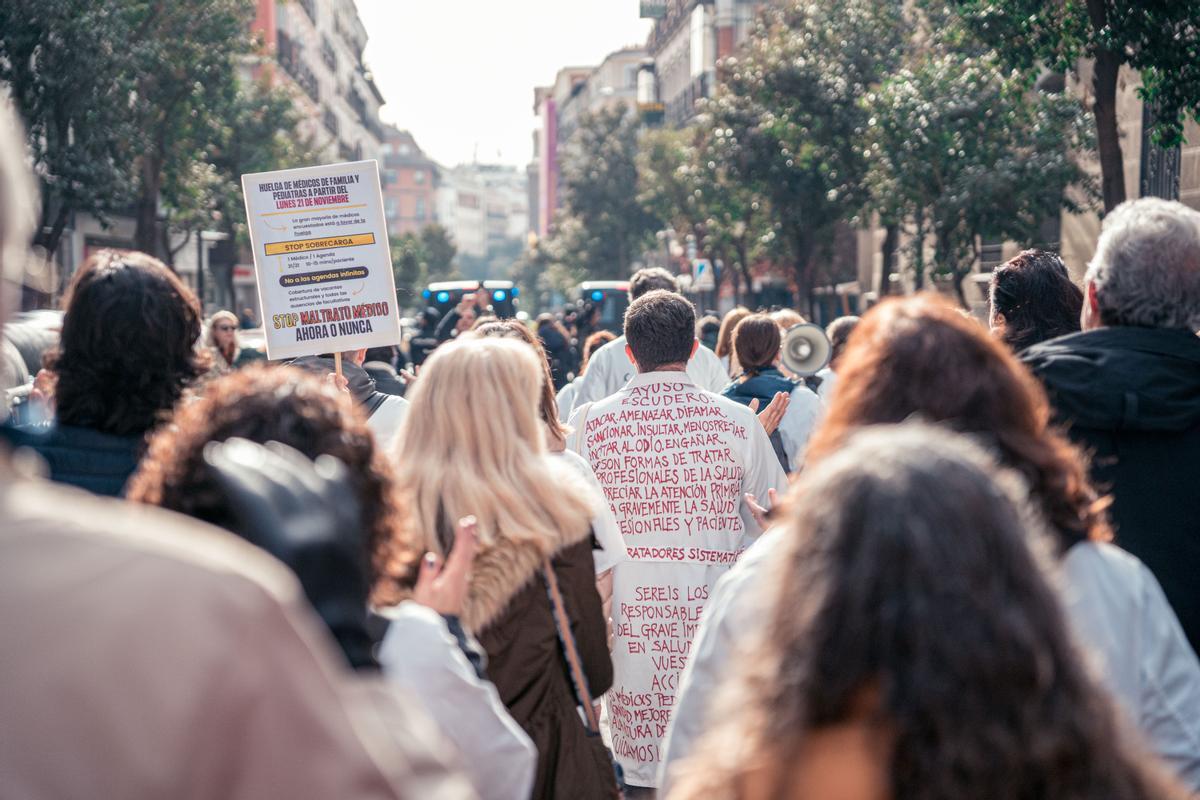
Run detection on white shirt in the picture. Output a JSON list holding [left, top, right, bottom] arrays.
[[556, 379, 579, 423], [778, 384, 822, 470], [553, 448, 630, 574], [378, 601, 537, 800], [366, 395, 410, 450], [815, 366, 836, 404], [568, 335, 729, 413], [568, 371, 786, 787]]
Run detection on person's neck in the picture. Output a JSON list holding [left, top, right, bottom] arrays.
[[638, 362, 687, 373]]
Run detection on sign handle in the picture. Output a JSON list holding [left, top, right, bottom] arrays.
[[333, 351, 343, 380]]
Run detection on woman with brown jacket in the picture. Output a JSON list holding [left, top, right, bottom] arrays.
[[393, 336, 616, 799]]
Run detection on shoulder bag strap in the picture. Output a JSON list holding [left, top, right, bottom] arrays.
[[542, 557, 601, 734]]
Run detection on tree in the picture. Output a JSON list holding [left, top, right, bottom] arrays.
[[0, 1, 142, 255], [708, 0, 907, 309], [949, 0, 1200, 211], [419, 224, 458, 281], [637, 126, 773, 305], [127, 0, 257, 257], [864, 51, 1095, 305], [559, 103, 660, 279], [391, 232, 425, 311]]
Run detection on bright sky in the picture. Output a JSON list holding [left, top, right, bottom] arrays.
[[356, 0, 651, 169]]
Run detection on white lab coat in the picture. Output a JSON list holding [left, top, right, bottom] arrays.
[[367, 395, 410, 450], [379, 602, 537, 800], [568, 336, 729, 413], [554, 448, 630, 574], [568, 371, 786, 787], [659, 533, 1200, 794], [777, 384, 822, 470]]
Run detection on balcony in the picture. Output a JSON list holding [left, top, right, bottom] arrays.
[[665, 72, 710, 127], [277, 31, 320, 103], [323, 109, 339, 137], [298, 0, 317, 24]]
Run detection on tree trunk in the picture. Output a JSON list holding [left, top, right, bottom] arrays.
[[912, 210, 926, 291], [951, 269, 969, 309], [736, 240, 756, 308], [1088, 0, 1126, 212], [134, 154, 163, 258], [34, 203, 71, 259], [879, 222, 899, 297]]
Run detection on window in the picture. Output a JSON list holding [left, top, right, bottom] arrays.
[[382, 169, 398, 186], [323, 109, 339, 137], [321, 36, 338, 72], [298, 0, 317, 23], [385, 197, 398, 219], [415, 197, 426, 221], [414, 169, 425, 184]]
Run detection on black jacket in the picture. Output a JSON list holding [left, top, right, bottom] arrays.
[[291, 356, 392, 417], [1, 423, 143, 497], [1022, 327, 1200, 652]]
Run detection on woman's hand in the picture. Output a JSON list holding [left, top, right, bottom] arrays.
[[749, 391, 789, 435], [743, 488, 779, 530], [413, 516, 479, 616]]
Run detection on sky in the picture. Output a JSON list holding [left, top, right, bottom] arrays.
[[356, 0, 652, 169]]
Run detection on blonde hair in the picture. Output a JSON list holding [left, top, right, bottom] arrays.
[[393, 336, 594, 555], [470, 319, 567, 446]]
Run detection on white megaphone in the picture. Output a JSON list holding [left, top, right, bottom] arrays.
[[780, 323, 832, 377]]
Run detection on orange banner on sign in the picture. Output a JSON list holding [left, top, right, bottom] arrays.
[[264, 232, 375, 256]]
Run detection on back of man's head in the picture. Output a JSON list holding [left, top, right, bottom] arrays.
[[629, 267, 679, 300], [0, 103, 38, 327], [1087, 198, 1200, 330], [624, 289, 696, 372]]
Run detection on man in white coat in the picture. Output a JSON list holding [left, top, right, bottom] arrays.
[[568, 290, 787, 792], [568, 268, 729, 414]]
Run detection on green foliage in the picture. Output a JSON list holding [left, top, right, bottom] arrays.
[[557, 103, 661, 279], [637, 126, 774, 303], [391, 224, 459, 312], [864, 50, 1095, 301], [706, 0, 908, 304], [949, 0, 1200, 147], [0, 1, 143, 253]]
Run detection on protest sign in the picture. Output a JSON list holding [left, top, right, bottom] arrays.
[[241, 160, 402, 360]]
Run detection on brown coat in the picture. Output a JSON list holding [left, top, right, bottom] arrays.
[[0, 455, 476, 800], [464, 523, 615, 800]]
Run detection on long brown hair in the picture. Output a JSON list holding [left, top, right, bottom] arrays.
[[716, 307, 751, 361], [672, 424, 1185, 800], [806, 293, 1109, 552]]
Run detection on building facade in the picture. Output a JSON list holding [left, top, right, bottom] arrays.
[[437, 164, 529, 273], [379, 127, 440, 238]]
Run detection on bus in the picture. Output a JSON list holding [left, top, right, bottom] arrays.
[[423, 280, 519, 319], [578, 280, 629, 334]]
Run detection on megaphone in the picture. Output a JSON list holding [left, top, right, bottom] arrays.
[[780, 323, 831, 377]]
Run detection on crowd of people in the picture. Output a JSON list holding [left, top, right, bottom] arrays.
[[1, 94, 1199, 800]]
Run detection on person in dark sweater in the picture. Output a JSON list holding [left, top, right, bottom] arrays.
[[2, 250, 205, 496], [1022, 198, 1200, 653]]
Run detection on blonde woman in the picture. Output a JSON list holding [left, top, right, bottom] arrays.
[[205, 310, 241, 373], [393, 336, 617, 800]]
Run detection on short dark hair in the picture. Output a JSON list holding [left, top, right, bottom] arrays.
[[49, 249, 205, 436], [629, 267, 679, 299], [624, 289, 695, 371], [989, 249, 1082, 352], [825, 315, 860, 365], [732, 313, 781, 375]]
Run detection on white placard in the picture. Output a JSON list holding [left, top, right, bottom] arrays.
[[241, 160, 402, 360]]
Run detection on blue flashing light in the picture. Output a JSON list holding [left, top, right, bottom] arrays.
[[511, 287, 519, 297], [493, 289, 507, 302], [435, 291, 450, 303], [421, 289, 431, 299], [590, 290, 604, 302]]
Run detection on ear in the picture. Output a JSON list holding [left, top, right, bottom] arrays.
[[990, 311, 1006, 332], [1082, 281, 1101, 331], [690, 338, 699, 359], [354, 348, 368, 365], [625, 343, 637, 366]]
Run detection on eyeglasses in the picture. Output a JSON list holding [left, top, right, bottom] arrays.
[[215, 325, 236, 332]]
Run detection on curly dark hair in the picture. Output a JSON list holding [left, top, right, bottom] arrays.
[[48, 249, 206, 436], [806, 293, 1109, 553], [989, 249, 1083, 353], [673, 424, 1185, 800], [126, 365, 418, 604]]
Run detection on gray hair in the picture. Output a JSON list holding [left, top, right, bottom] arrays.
[[0, 100, 38, 320], [1086, 198, 1200, 330]]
